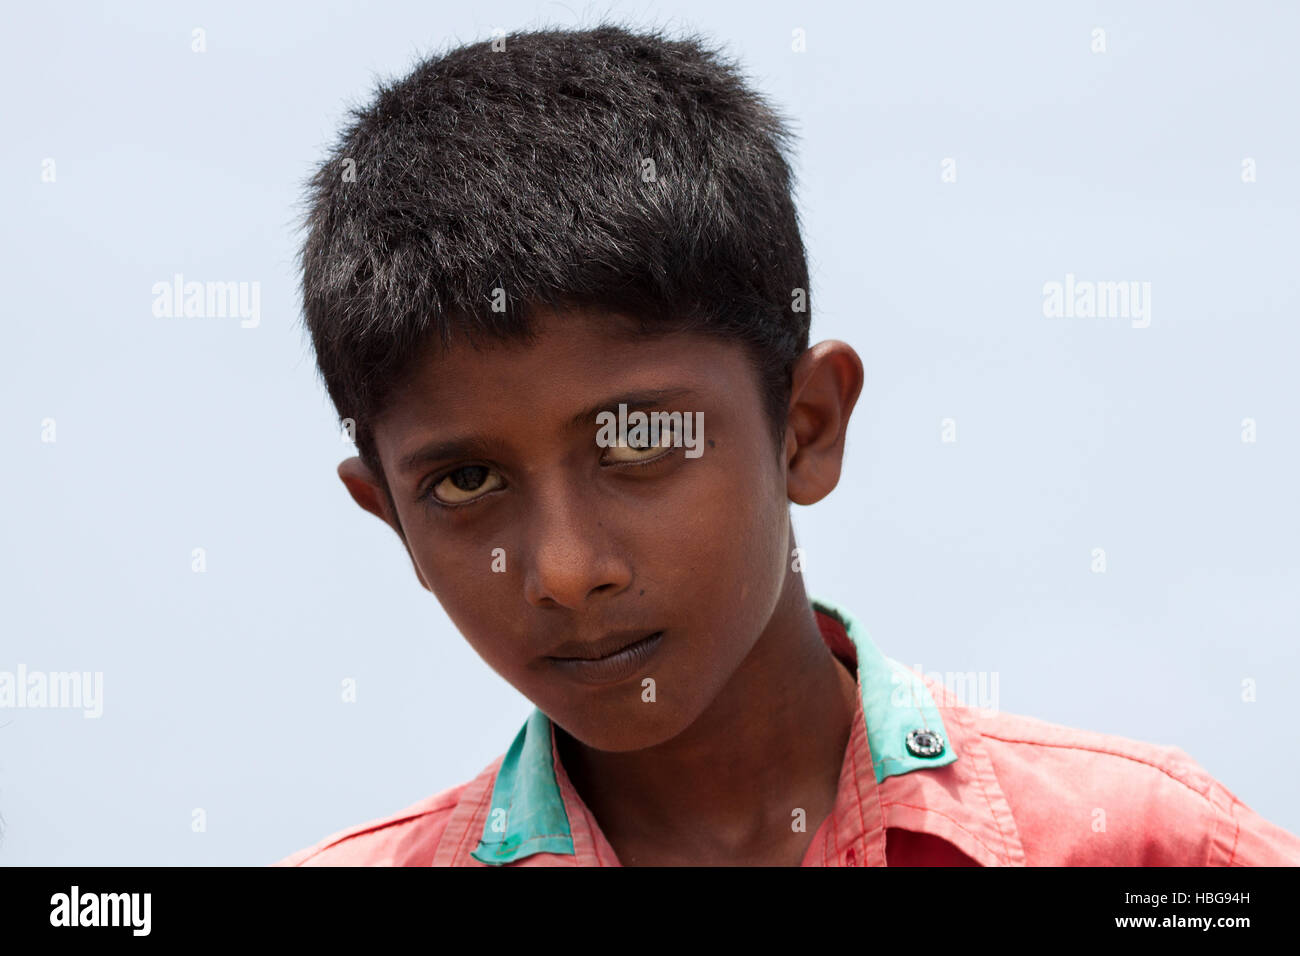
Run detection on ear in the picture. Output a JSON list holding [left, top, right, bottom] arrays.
[[783, 341, 865, 506], [337, 456, 432, 592]]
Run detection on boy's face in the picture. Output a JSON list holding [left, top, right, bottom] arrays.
[[340, 306, 851, 753]]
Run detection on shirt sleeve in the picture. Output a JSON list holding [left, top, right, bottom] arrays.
[[1211, 787, 1300, 866]]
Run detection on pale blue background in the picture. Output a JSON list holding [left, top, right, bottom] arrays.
[[2, 0, 1297, 865]]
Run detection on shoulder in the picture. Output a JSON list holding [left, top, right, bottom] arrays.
[[957, 706, 1300, 865], [272, 781, 472, 867]]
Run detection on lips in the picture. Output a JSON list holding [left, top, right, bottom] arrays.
[[547, 630, 666, 685], [547, 628, 664, 661]]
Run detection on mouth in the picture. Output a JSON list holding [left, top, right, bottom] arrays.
[[546, 630, 666, 685]]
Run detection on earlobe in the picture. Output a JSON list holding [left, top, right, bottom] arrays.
[[784, 341, 864, 506]]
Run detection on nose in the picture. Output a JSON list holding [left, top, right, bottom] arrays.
[[522, 482, 633, 609]]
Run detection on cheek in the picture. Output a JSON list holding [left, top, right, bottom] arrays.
[[412, 547, 528, 674], [658, 438, 790, 629], [730, 480, 790, 615]]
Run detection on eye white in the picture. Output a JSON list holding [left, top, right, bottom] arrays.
[[432, 465, 503, 503]]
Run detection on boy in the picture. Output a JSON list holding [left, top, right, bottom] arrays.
[[277, 24, 1299, 866]]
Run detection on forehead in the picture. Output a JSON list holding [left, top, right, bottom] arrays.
[[372, 308, 756, 464]]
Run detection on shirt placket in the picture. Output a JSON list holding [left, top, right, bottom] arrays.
[[803, 680, 890, 867]]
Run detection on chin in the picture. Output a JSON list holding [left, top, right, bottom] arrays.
[[557, 697, 700, 753]]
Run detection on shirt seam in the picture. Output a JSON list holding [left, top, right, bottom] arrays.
[[967, 748, 1013, 863], [941, 703, 1016, 864], [863, 724, 891, 866], [454, 777, 496, 865], [1222, 801, 1243, 866], [848, 721, 865, 865], [290, 800, 461, 865], [976, 731, 1218, 806], [481, 833, 571, 855], [577, 798, 609, 867], [882, 801, 1007, 861]]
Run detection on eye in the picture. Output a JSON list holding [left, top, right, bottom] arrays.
[[425, 464, 505, 505], [602, 418, 680, 464]]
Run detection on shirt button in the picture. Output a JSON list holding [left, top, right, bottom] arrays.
[[905, 728, 945, 758]]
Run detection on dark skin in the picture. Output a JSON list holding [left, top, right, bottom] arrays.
[[338, 305, 865, 865]]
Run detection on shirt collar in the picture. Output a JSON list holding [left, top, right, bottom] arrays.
[[470, 595, 958, 865]]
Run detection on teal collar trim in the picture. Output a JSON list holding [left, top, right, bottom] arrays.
[[470, 597, 957, 865], [469, 708, 575, 864], [808, 595, 959, 784]]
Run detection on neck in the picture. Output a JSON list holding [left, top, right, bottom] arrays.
[[555, 576, 860, 863]]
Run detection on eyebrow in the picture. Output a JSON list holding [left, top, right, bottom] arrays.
[[397, 387, 701, 475], [566, 387, 698, 430]]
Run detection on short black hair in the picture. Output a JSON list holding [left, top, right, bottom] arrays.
[[299, 22, 812, 500]]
